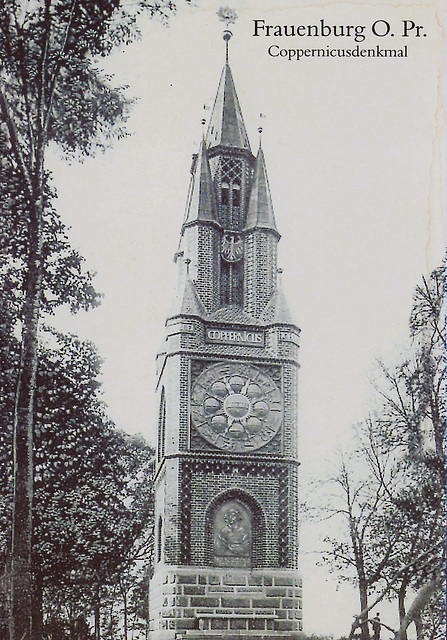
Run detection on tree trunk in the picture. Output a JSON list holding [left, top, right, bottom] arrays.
[[394, 574, 442, 640], [121, 583, 128, 640], [10, 197, 43, 640], [397, 581, 408, 640], [94, 584, 100, 640], [32, 572, 43, 640], [359, 584, 370, 640], [413, 614, 423, 640]]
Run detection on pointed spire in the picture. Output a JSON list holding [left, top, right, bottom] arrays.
[[169, 263, 208, 318], [260, 284, 295, 326], [244, 146, 279, 234], [183, 139, 219, 227], [205, 64, 251, 151]]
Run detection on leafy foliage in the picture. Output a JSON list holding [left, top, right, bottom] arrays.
[[0, 172, 101, 315], [0, 326, 154, 638], [0, 2, 180, 637]]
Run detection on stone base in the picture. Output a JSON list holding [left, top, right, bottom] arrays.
[[149, 565, 303, 640]]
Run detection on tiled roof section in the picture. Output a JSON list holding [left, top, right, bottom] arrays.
[[170, 274, 208, 319], [183, 140, 219, 226], [260, 287, 296, 325], [244, 147, 278, 234], [206, 64, 251, 151], [208, 304, 260, 326]]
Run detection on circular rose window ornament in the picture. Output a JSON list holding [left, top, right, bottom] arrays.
[[191, 363, 282, 452]]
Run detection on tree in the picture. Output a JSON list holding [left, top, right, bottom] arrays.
[[320, 428, 404, 640], [0, 2, 180, 638], [372, 266, 445, 638], [0, 327, 154, 640], [317, 267, 445, 640]]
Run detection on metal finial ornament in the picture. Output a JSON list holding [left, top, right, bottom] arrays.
[[217, 7, 238, 26], [202, 105, 209, 136], [223, 29, 232, 63], [218, 7, 237, 62], [258, 113, 266, 146]]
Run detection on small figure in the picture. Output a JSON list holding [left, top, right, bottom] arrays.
[[216, 506, 250, 556], [371, 613, 381, 640]]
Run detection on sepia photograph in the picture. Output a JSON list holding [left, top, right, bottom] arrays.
[[0, 1, 444, 639]]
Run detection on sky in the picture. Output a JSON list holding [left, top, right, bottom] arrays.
[[47, 0, 445, 636]]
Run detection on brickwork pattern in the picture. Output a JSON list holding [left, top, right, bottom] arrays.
[[149, 566, 303, 639], [175, 458, 298, 571], [189, 470, 278, 567], [265, 327, 300, 362], [282, 362, 299, 460], [153, 461, 181, 565], [288, 466, 300, 568], [210, 153, 254, 230], [162, 355, 182, 458], [157, 388, 166, 464], [244, 231, 278, 318], [156, 332, 299, 463], [165, 317, 300, 364], [197, 226, 221, 313]]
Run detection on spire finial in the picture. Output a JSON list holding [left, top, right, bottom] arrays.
[[223, 29, 232, 63], [202, 104, 210, 137], [217, 7, 238, 63], [258, 113, 266, 148]]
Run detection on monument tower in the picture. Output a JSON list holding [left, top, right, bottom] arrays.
[[149, 25, 302, 639]]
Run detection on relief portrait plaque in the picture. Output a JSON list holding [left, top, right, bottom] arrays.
[[213, 500, 252, 568], [190, 362, 283, 452]]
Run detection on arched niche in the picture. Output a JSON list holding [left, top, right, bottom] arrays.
[[205, 490, 265, 569]]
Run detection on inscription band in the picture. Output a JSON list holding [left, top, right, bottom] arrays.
[[205, 327, 264, 347]]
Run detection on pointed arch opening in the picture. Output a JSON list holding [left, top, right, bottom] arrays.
[[232, 179, 241, 208], [221, 181, 230, 205]]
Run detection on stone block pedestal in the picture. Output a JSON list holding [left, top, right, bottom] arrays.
[[149, 565, 303, 640]]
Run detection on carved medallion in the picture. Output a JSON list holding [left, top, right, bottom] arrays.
[[190, 362, 282, 452], [213, 500, 251, 568]]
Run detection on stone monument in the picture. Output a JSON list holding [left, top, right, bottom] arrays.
[[149, 22, 302, 640]]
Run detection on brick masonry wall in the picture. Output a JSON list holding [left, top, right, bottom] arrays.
[[149, 566, 303, 639], [175, 458, 298, 571], [153, 460, 181, 565], [153, 279, 302, 632], [188, 470, 280, 567], [154, 338, 300, 567], [244, 231, 278, 317], [197, 226, 221, 313]]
